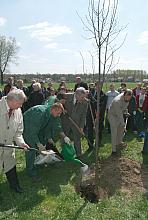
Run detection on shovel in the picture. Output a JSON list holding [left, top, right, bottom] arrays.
[[68, 116, 93, 147], [0, 143, 52, 156], [123, 116, 128, 138]]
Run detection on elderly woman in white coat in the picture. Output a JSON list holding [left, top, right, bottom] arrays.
[[0, 89, 28, 193]]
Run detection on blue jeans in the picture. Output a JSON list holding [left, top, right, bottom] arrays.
[[143, 129, 148, 153]]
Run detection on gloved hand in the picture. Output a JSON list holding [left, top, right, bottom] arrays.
[[48, 139, 54, 145], [124, 126, 127, 133], [64, 136, 71, 144], [37, 143, 45, 151], [81, 164, 89, 174], [125, 113, 130, 118]]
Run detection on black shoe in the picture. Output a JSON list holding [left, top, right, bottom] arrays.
[[111, 151, 117, 156], [76, 154, 83, 160], [11, 186, 24, 193], [141, 151, 148, 155]]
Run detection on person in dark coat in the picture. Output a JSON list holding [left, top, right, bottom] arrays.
[[0, 90, 2, 99], [127, 94, 137, 132], [3, 77, 14, 96], [57, 81, 67, 93], [27, 83, 45, 109], [85, 83, 96, 150], [136, 87, 148, 134], [94, 82, 107, 140], [23, 103, 70, 181], [142, 100, 148, 153], [46, 82, 54, 97], [16, 79, 28, 95], [40, 80, 48, 99], [117, 83, 127, 93], [86, 82, 107, 150], [27, 80, 36, 96], [16, 79, 29, 113], [74, 76, 88, 92]]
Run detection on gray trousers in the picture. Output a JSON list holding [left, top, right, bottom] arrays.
[[108, 115, 124, 152]]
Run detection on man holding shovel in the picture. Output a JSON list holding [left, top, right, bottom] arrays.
[[59, 87, 88, 158], [108, 90, 132, 155], [23, 102, 70, 181], [0, 89, 29, 193]]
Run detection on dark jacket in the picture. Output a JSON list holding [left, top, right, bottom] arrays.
[[27, 91, 45, 109], [128, 95, 136, 114], [74, 82, 88, 92]]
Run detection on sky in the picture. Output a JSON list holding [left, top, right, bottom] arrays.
[[0, 0, 148, 74]]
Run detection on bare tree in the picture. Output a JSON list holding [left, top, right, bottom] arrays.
[[79, 51, 85, 74], [89, 51, 95, 82], [80, 0, 126, 189], [0, 35, 19, 84]]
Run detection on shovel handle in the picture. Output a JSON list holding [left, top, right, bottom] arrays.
[[0, 143, 38, 152]]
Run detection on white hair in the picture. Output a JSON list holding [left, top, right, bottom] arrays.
[[75, 87, 86, 95], [33, 82, 41, 91], [7, 89, 27, 102]]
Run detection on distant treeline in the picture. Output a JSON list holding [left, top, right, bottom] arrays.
[[3, 69, 148, 83]]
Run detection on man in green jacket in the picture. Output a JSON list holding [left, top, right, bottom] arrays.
[[23, 102, 70, 181]]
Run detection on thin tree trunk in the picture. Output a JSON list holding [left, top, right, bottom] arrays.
[[0, 69, 4, 85], [95, 88, 101, 191]]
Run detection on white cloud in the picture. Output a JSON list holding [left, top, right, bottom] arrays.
[[19, 54, 35, 60], [44, 43, 58, 49], [44, 43, 70, 52], [0, 17, 7, 26], [19, 21, 72, 42], [19, 21, 49, 30], [58, 48, 70, 52], [137, 31, 148, 45], [16, 41, 22, 47]]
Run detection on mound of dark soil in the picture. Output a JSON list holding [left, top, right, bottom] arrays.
[[75, 157, 148, 203]]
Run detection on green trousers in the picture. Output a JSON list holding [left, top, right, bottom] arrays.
[[25, 150, 37, 177]]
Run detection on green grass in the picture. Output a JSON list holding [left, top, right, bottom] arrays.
[[0, 82, 148, 219], [0, 83, 75, 90], [0, 132, 148, 220], [0, 82, 137, 91]]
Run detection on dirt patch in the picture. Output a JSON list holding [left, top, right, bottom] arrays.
[[75, 156, 148, 203]]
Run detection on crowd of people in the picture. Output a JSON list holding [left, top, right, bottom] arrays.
[[0, 76, 148, 194]]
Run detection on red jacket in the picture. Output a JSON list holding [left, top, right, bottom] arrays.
[[136, 94, 148, 112]]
